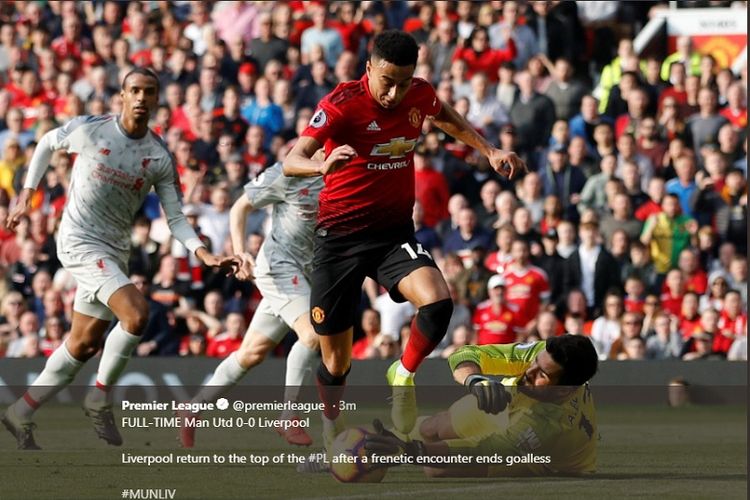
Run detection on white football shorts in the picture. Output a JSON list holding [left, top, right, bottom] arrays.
[[57, 250, 132, 321]]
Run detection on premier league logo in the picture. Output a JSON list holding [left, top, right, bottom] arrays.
[[310, 109, 328, 128]]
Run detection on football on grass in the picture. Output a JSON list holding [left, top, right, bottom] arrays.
[[329, 427, 387, 483]]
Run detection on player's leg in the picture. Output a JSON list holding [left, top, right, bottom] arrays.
[[378, 241, 452, 434], [280, 312, 319, 421], [180, 300, 286, 448], [309, 241, 366, 446], [84, 284, 148, 405], [316, 328, 353, 444], [265, 312, 321, 447], [265, 283, 320, 423], [2, 310, 109, 449], [82, 272, 150, 446], [193, 300, 286, 404], [396, 266, 452, 372]]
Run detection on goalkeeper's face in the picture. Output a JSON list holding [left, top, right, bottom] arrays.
[[518, 351, 563, 387]]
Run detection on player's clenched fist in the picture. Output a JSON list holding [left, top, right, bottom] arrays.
[[465, 374, 512, 414], [488, 149, 526, 180], [320, 145, 357, 175]]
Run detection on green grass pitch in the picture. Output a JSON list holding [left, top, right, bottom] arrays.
[[0, 404, 746, 499]]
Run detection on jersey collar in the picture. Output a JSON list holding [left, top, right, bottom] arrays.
[[115, 115, 147, 140]]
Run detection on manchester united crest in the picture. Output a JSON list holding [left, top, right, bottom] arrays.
[[311, 306, 325, 324], [408, 107, 421, 128]]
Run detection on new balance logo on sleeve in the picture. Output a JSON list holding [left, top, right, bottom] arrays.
[[367, 121, 381, 132]]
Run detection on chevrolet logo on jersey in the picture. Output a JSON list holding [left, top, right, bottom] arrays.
[[370, 137, 417, 158]]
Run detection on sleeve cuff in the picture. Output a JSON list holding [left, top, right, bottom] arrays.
[[448, 347, 481, 372], [184, 238, 205, 255]]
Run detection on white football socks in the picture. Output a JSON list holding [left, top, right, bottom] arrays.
[[193, 352, 248, 405], [281, 341, 317, 420], [86, 323, 140, 406], [13, 341, 84, 419]]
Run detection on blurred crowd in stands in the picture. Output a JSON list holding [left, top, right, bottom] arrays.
[[0, 1, 746, 362]]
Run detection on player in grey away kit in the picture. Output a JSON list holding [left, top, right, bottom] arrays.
[[3, 68, 235, 449], [180, 160, 324, 448]]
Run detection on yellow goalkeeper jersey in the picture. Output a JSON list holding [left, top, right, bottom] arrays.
[[445, 341, 598, 476]]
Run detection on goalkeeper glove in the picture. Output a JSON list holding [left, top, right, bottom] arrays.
[[464, 374, 512, 414], [364, 419, 425, 458]]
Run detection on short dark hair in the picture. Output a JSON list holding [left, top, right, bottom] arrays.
[[545, 335, 598, 386], [725, 289, 741, 299], [371, 30, 418, 67], [122, 67, 160, 92]]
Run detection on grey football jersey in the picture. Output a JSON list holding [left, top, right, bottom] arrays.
[[47, 115, 199, 261], [243, 163, 323, 279]]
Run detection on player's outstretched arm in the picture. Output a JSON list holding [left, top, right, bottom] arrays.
[[283, 137, 356, 177], [155, 164, 237, 272], [228, 195, 256, 281], [431, 100, 527, 179]]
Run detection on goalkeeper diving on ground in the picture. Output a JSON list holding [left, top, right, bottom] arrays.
[[364, 335, 599, 477]]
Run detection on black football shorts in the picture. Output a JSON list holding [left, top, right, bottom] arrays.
[[310, 225, 438, 335]]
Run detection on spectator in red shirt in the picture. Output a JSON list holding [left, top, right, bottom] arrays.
[[352, 309, 382, 360], [243, 125, 271, 178], [403, 3, 435, 44], [715, 290, 746, 354], [539, 194, 562, 236], [623, 275, 646, 314], [658, 62, 688, 113], [678, 292, 702, 339], [207, 313, 245, 359], [452, 27, 516, 83], [503, 239, 551, 330], [330, 1, 365, 53], [484, 223, 515, 274], [414, 144, 450, 228], [660, 268, 685, 317], [39, 316, 65, 358], [676, 248, 708, 295], [473, 274, 521, 345], [50, 16, 92, 61], [720, 81, 747, 131], [11, 68, 49, 120], [615, 87, 649, 140], [634, 176, 665, 222]]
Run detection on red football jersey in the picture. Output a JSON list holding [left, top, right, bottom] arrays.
[[502, 266, 551, 327], [624, 296, 645, 314], [206, 334, 243, 359], [717, 311, 747, 354], [679, 315, 702, 339], [659, 292, 683, 317], [302, 74, 441, 235], [473, 300, 521, 345]]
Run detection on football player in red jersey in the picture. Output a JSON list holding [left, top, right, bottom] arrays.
[[283, 31, 525, 443]]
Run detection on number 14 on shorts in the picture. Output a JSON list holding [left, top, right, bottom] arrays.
[[401, 242, 432, 260]]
